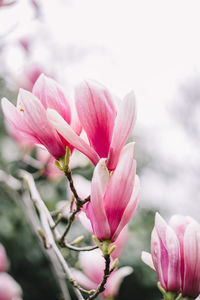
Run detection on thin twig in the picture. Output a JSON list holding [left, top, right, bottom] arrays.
[[60, 195, 90, 244], [63, 243, 98, 252]]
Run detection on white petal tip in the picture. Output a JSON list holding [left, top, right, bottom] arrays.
[[141, 251, 155, 270]]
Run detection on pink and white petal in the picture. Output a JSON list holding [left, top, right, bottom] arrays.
[[111, 226, 128, 259], [70, 104, 82, 136], [111, 174, 139, 242], [70, 269, 97, 291], [32, 74, 71, 124], [154, 213, 181, 292], [79, 249, 105, 284], [0, 245, 7, 272], [2, 98, 31, 134], [165, 226, 181, 292], [0, 273, 22, 300], [78, 212, 93, 233], [183, 222, 200, 298], [168, 214, 191, 284], [47, 108, 100, 165], [107, 91, 136, 170], [19, 89, 65, 158], [151, 228, 166, 290], [86, 158, 111, 240], [104, 143, 136, 238], [105, 267, 133, 298], [75, 80, 117, 158], [141, 251, 155, 271]]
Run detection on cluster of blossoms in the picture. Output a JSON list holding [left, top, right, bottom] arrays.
[[2, 74, 139, 244], [2, 74, 200, 300], [0, 244, 22, 300], [1, 74, 138, 298]]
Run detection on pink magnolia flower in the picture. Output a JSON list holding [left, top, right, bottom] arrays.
[[0, 0, 16, 7], [5, 121, 35, 152], [79, 209, 128, 259], [0, 245, 7, 273], [84, 142, 139, 242], [142, 213, 200, 298], [1, 74, 82, 159], [0, 273, 22, 300], [47, 80, 136, 170], [73, 249, 133, 299], [18, 64, 48, 92]]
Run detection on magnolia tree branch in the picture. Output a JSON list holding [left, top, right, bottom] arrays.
[[21, 191, 71, 300], [59, 160, 90, 243], [19, 170, 85, 300], [0, 169, 71, 300]]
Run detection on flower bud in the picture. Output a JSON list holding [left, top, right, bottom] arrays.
[[142, 213, 200, 298]]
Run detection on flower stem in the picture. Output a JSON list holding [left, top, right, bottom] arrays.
[[86, 241, 111, 300]]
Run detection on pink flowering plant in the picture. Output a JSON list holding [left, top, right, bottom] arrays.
[[1, 73, 200, 300], [1, 75, 139, 300]]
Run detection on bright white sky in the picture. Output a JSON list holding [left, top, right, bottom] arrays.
[[1, 0, 200, 217]]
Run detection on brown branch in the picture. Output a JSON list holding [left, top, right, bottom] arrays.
[[87, 253, 111, 300]]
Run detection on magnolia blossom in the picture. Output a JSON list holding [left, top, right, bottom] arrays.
[[66, 174, 128, 257], [0, 0, 16, 7], [142, 213, 200, 298], [73, 249, 133, 299], [18, 63, 46, 92], [47, 80, 136, 170], [5, 121, 34, 152], [0, 245, 7, 273], [79, 210, 128, 259], [84, 142, 139, 242], [1, 74, 82, 159], [0, 273, 22, 300]]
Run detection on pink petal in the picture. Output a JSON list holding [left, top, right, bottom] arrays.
[[151, 228, 166, 290], [0, 273, 22, 300], [105, 267, 133, 297], [155, 213, 181, 292], [32, 74, 71, 124], [2, 98, 31, 134], [111, 226, 128, 259], [72, 269, 97, 291], [86, 158, 111, 240], [104, 143, 136, 239], [78, 212, 93, 233], [47, 108, 100, 165], [0, 245, 7, 273], [79, 249, 105, 284], [111, 174, 139, 242], [183, 222, 200, 298], [18, 89, 65, 158], [107, 91, 136, 170], [70, 105, 82, 136], [75, 80, 117, 158], [165, 226, 181, 292], [1, 97, 40, 145], [169, 214, 191, 283]]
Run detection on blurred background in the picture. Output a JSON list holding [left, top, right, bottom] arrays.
[[0, 0, 200, 299]]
